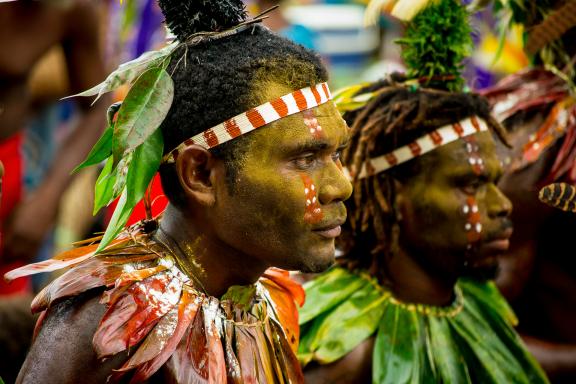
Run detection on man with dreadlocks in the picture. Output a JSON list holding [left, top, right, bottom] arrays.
[[4, 0, 352, 382], [298, 1, 548, 383], [480, 1, 576, 381]]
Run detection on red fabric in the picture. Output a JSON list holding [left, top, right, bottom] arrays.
[[106, 173, 168, 226], [0, 133, 30, 295]]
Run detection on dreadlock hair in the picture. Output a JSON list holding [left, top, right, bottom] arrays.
[[338, 74, 509, 280], [157, 0, 327, 207]]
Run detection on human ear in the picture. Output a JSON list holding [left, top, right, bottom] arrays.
[[175, 145, 217, 206]]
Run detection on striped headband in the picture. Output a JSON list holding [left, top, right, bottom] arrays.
[[163, 82, 332, 164], [347, 116, 488, 179]]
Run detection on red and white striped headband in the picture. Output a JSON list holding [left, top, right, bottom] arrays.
[[347, 116, 488, 179], [163, 82, 332, 163]]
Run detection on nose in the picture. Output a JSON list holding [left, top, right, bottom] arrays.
[[486, 183, 512, 218], [318, 160, 353, 205]]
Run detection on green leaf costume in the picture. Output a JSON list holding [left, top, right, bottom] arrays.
[[299, 267, 549, 384]]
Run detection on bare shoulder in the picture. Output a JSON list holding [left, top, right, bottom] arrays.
[[304, 338, 374, 384], [17, 289, 130, 384]]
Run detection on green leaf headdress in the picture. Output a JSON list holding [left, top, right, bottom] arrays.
[[336, 0, 473, 114], [71, 3, 277, 253]]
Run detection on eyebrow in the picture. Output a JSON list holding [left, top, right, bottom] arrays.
[[285, 138, 350, 156], [449, 164, 502, 182]]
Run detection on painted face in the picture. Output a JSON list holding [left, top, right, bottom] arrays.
[[209, 84, 352, 273], [397, 131, 513, 278]]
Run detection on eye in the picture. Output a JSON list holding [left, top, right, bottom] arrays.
[[331, 149, 342, 162], [293, 154, 318, 170], [461, 181, 482, 195]]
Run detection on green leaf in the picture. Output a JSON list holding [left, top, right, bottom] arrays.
[[111, 64, 174, 166], [374, 306, 426, 384], [95, 128, 164, 252], [73, 125, 113, 174], [125, 127, 163, 206], [221, 285, 257, 308], [459, 279, 516, 325], [96, 189, 132, 253], [428, 316, 472, 383], [112, 152, 133, 198], [64, 43, 177, 105], [305, 279, 387, 364], [93, 157, 117, 215], [300, 267, 369, 324]]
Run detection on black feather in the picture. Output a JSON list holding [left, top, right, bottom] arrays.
[[157, 0, 248, 41]]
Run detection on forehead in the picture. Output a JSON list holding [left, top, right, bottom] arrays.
[[421, 132, 500, 177], [246, 99, 349, 153]]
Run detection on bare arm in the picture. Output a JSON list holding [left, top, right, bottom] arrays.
[[304, 338, 374, 384], [17, 290, 129, 384], [522, 336, 576, 381]]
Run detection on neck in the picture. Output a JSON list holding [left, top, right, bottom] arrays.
[[158, 204, 270, 297], [385, 246, 457, 306]]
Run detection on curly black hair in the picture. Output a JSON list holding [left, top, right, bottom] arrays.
[[156, 1, 327, 207], [338, 74, 509, 280]]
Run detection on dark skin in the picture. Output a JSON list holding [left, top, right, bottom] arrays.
[[496, 116, 576, 382], [17, 81, 352, 382], [0, 0, 107, 263], [305, 131, 513, 382]]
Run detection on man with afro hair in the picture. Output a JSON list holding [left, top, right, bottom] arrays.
[[6, 0, 352, 382]]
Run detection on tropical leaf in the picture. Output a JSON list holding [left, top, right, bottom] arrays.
[[93, 157, 117, 215], [304, 280, 387, 364], [96, 189, 132, 252], [125, 127, 164, 206], [221, 285, 256, 309], [373, 304, 424, 384], [451, 296, 526, 383], [111, 64, 174, 166], [73, 125, 113, 174], [113, 152, 133, 198], [64, 43, 177, 105], [459, 279, 517, 325], [300, 267, 369, 324], [96, 126, 163, 252], [428, 316, 472, 383]]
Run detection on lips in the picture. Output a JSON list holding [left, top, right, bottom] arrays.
[[312, 219, 345, 239], [480, 227, 513, 253]]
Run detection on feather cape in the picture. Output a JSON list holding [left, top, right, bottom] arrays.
[[482, 68, 576, 183], [5, 223, 305, 384], [298, 267, 549, 384]]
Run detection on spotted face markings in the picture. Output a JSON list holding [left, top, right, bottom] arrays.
[[301, 174, 323, 224]]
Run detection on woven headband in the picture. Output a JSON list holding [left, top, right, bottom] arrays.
[[163, 82, 332, 163], [347, 116, 488, 179]]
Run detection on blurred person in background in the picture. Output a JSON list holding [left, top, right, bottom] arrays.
[[479, 1, 576, 382], [251, 0, 317, 49], [0, 0, 107, 295], [0, 0, 106, 382]]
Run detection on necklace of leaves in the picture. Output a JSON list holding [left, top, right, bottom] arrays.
[[298, 267, 549, 384]]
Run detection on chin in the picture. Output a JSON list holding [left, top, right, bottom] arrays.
[[297, 247, 336, 273], [463, 260, 500, 280]]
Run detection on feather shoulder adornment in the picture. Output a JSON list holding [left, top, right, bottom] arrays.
[[5, 223, 304, 383], [298, 267, 549, 384]]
